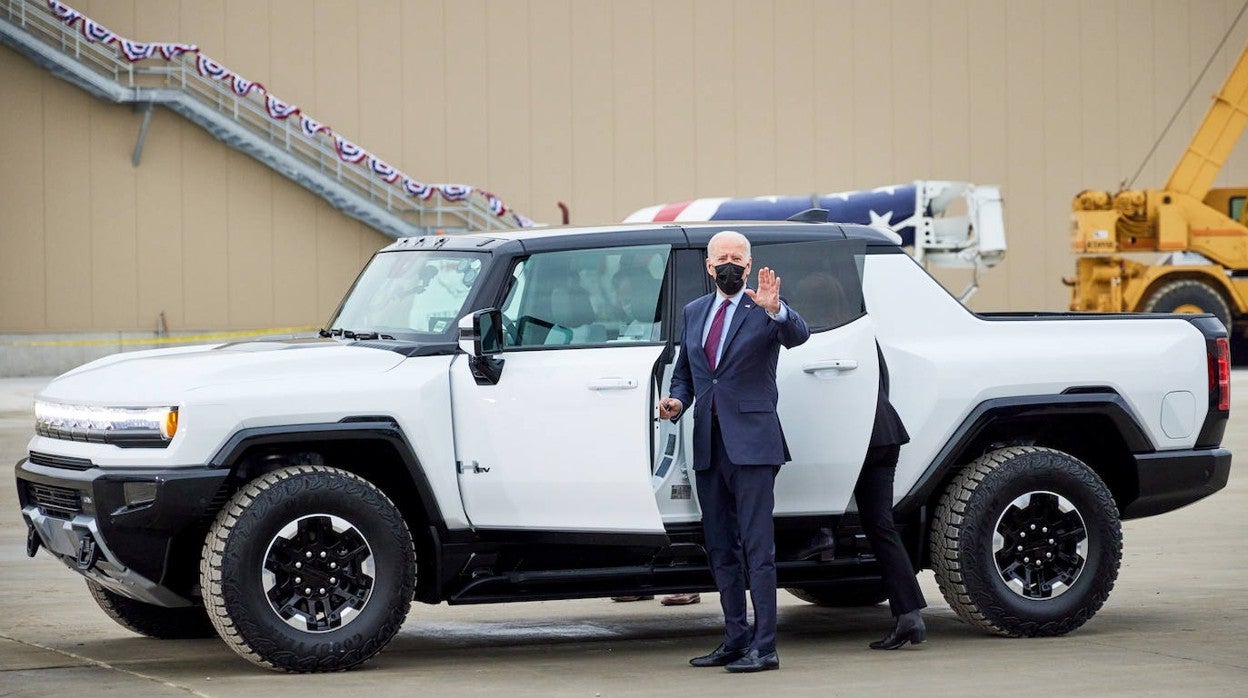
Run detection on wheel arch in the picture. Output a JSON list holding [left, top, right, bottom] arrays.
[[899, 393, 1150, 567], [208, 419, 444, 602]]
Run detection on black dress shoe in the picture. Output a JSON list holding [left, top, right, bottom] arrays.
[[689, 643, 748, 667], [724, 649, 780, 673], [869, 610, 926, 650]]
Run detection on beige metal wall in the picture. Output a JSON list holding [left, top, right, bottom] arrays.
[[4, 0, 1248, 333]]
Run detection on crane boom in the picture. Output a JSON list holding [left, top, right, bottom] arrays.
[[1165, 40, 1248, 200]]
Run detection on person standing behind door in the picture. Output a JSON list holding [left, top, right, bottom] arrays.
[[854, 345, 928, 649], [659, 230, 810, 673]]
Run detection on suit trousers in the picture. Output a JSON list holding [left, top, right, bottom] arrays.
[[853, 445, 927, 616], [695, 416, 780, 654]]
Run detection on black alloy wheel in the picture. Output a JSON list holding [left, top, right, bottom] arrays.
[[261, 513, 376, 632], [991, 491, 1088, 600]]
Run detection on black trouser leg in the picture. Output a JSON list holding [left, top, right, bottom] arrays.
[[854, 445, 927, 616]]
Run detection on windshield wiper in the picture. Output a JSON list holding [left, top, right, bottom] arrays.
[[327, 329, 395, 341]]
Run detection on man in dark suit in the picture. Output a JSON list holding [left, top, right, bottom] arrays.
[[854, 346, 928, 649], [660, 230, 810, 673]]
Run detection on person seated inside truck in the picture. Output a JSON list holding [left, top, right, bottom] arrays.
[[546, 283, 604, 344], [610, 267, 661, 342]]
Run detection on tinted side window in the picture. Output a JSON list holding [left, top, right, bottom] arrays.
[[500, 244, 671, 348], [751, 240, 866, 332], [672, 248, 709, 340]]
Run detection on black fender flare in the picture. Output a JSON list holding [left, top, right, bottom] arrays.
[[208, 418, 446, 532], [895, 392, 1153, 518]]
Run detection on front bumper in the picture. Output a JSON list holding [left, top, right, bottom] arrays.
[[1121, 447, 1232, 519], [15, 455, 230, 607]]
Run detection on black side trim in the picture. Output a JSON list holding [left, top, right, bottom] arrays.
[[208, 421, 445, 531], [471, 529, 669, 547], [896, 394, 1153, 515], [1121, 448, 1231, 519]]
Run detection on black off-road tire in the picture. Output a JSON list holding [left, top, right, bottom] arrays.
[[787, 582, 889, 607], [929, 446, 1121, 637], [200, 466, 415, 672], [86, 580, 217, 639], [1142, 278, 1232, 330]]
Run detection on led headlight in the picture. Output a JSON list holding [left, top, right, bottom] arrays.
[[34, 401, 180, 447]]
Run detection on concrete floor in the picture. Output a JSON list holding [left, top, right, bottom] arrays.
[[1, 375, 1245, 697]]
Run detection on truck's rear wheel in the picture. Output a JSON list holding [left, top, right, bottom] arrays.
[[86, 580, 217, 639], [1142, 279, 1232, 330], [929, 447, 1121, 637], [787, 581, 888, 607], [201, 466, 415, 672]]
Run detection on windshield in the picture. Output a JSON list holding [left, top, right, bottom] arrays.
[[329, 250, 486, 339]]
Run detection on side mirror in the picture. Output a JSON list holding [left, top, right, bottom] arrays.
[[458, 309, 505, 385]]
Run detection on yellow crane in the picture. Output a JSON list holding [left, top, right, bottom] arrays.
[[1067, 36, 1248, 334]]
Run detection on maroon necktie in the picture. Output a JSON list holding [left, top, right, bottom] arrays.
[[703, 298, 731, 371]]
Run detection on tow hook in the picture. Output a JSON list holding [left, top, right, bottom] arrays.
[[25, 524, 41, 558], [75, 534, 100, 571]]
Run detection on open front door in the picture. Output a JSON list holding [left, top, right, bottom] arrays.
[[450, 244, 672, 535], [751, 239, 881, 516]]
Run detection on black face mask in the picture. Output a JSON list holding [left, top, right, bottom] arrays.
[[714, 262, 747, 295]]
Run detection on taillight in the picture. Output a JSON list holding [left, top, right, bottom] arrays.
[[1212, 337, 1231, 412]]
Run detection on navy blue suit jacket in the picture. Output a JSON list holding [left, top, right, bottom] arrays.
[[669, 291, 810, 470]]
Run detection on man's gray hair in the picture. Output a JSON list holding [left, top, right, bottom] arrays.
[[708, 230, 751, 258]]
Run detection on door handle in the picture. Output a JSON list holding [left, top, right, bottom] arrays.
[[802, 359, 858, 374], [588, 377, 639, 390]]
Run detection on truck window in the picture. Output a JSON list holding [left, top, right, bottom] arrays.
[[501, 244, 672, 348], [751, 240, 866, 332], [330, 250, 486, 337], [1230, 196, 1245, 223]]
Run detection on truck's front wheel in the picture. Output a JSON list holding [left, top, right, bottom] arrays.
[[201, 466, 415, 672], [930, 447, 1121, 637], [87, 580, 217, 639]]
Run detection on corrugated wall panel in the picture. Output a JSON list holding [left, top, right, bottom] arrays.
[[0, 50, 45, 331], [7, 0, 1248, 333], [612, 0, 656, 217], [772, 0, 815, 194], [652, 0, 696, 205]]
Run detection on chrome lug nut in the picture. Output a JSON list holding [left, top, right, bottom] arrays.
[[304, 587, 312, 595], [1049, 539, 1055, 544], [330, 562, 338, 569], [294, 576, 301, 584], [319, 587, 326, 594], [320, 551, 327, 559], [295, 562, 302, 569], [1024, 557, 1030, 563], [305, 551, 313, 559], [330, 577, 337, 584], [1030, 524, 1036, 530]]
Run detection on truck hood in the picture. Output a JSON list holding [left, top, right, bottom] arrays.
[[39, 340, 408, 406]]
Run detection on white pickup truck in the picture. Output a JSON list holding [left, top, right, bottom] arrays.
[[16, 218, 1232, 672]]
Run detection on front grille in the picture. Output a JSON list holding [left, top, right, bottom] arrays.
[[28, 451, 94, 471], [27, 483, 83, 519]]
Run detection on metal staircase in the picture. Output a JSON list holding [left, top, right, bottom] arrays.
[[0, 0, 529, 238]]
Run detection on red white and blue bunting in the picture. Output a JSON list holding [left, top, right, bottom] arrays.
[[41, 0, 533, 225], [264, 95, 299, 120]]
